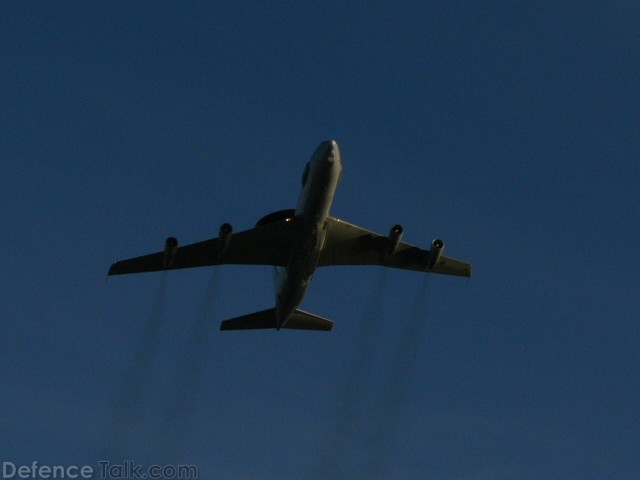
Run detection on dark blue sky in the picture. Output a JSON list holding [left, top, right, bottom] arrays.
[[2, 2, 638, 479]]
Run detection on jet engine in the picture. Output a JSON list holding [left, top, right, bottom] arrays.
[[218, 223, 233, 258], [387, 224, 404, 255], [164, 236, 178, 267], [427, 238, 444, 268]]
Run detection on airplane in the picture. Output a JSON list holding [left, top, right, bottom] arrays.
[[108, 140, 471, 331]]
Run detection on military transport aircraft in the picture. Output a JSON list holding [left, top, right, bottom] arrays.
[[109, 140, 471, 331]]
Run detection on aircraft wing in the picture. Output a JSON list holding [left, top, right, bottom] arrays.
[[108, 218, 300, 276], [318, 217, 472, 277]]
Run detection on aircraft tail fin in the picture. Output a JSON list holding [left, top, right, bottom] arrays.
[[220, 308, 333, 331]]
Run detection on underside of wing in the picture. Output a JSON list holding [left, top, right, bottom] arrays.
[[319, 217, 471, 277], [108, 217, 301, 276]]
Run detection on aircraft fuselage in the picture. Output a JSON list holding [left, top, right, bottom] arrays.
[[275, 140, 342, 327]]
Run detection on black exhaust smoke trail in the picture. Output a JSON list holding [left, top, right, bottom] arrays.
[[315, 269, 389, 478], [359, 274, 431, 480], [157, 269, 220, 461], [103, 272, 169, 458]]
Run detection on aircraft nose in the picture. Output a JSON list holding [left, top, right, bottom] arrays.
[[321, 140, 339, 162], [312, 140, 340, 166]]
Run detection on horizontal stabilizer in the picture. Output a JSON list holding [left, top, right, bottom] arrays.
[[286, 309, 334, 331], [220, 308, 333, 331], [220, 308, 278, 330]]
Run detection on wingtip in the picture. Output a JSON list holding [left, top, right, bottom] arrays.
[[107, 262, 121, 276]]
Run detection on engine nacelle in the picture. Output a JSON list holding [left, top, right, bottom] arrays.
[[164, 236, 178, 267], [427, 238, 444, 268], [218, 223, 233, 258], [387, 224, 404, 255]]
